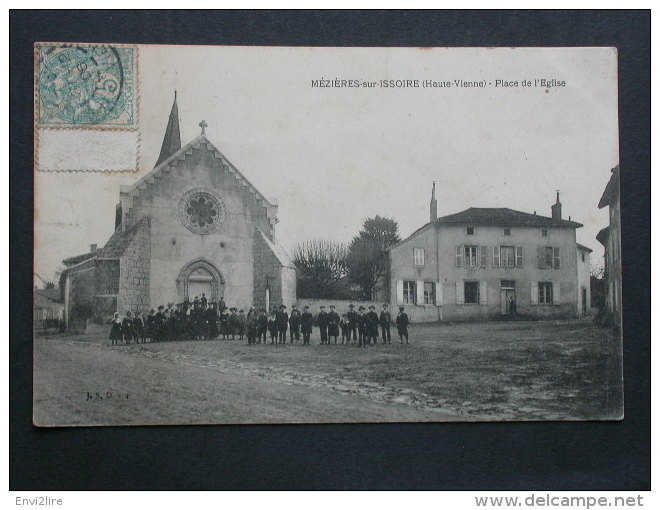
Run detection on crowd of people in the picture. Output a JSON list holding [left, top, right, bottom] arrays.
[[109, 294, 410, 347]]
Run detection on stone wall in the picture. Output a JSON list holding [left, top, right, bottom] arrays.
[[118, 220, 151, 313], [253, 230, 283, 310], [94, 259, 120, 295]]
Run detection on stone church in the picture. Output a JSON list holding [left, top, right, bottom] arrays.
[[62, 95, 296, 326]]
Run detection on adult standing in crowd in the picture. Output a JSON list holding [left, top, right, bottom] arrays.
[[367, 305, 380, 345], [289, 305, 301, 343], [276, 304, 289, 344], [317, 305, 329, 344], [346, 304, 358, 343], [301, 305, 314, 345], [379, 303, 392, 344], [327, 305, 340, 344]]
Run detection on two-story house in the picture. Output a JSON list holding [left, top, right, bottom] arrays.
[[389, 184, 586, 322]]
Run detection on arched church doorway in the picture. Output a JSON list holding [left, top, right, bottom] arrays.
[[176, 258, 225, 302]]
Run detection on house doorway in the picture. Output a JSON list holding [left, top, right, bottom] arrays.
[[500, 280, 516, 315]]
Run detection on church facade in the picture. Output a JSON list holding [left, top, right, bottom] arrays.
[[62, 97, 296, 326]]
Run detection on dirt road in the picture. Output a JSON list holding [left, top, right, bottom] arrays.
[[33, 338, 454, 426]]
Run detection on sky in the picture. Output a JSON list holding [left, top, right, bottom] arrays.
[[34, 46, 619, 284]]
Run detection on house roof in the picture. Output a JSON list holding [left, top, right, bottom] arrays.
[[596, 226, 610, 246], [34, 288, 63, 302], [62, 251, 96, 266], [435, 207, 583, 228], [598, 164, 620, 209], [576, 243, 593, 253], [390, 207, 583, 250]]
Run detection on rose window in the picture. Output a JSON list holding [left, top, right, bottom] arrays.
[[179, 189, 225, 234]]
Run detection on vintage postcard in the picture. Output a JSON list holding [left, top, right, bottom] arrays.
[[33, 45, 623, 426]]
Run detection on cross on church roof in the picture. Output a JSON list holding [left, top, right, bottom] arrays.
[[199, 120, 208, 134]]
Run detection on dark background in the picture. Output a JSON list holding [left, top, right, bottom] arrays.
[[10, 10, 650, 490]]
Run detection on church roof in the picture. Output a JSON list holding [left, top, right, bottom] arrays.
[[124, 133, 277, 209], [257, 229, 296, 269], [155, 93, 182, 167], [97, 218, 150, 258]]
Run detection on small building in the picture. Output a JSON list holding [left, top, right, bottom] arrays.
[[33, 288, 65, 333], [61, 95, 296, 327], [389, 184, 586, 322], [597, 164, 622, 326]]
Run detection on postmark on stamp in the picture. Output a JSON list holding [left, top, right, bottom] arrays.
[[35, 43, 138, 129]]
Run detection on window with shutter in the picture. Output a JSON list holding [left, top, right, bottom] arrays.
[[464, 245, 478, 267], [403, 281, 416, 304], [413, 248, 425, 266], [493, 246, 500, 267], [515, 246, 523, 268], [538, 282, 553, 304], [500, 246, 515, 267], [464, 281, 479, 304], [553, 247, 561, 269], [455, 246, 464, 267], [544, 247, 554, 268]]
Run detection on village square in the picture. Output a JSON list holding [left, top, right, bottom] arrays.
[[32, 90, 623, 425]]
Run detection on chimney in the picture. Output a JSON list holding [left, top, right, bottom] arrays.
[[90, 244, 97, 254], [430, 181, 438, 222], [551, 191, 562, 220]]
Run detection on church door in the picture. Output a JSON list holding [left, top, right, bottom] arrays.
[[177, 259, 225, 303], [187, 267, 215, 301]]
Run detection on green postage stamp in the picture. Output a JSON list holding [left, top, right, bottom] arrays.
[[36, 43, 138, 129]]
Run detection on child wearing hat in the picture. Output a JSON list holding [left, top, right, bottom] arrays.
[[396, 306, 410, 344]]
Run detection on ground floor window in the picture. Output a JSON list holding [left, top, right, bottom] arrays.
[[423, 282, 435, 305], [464, 281, 479, 304], [403, 281, 416, 304], [539, 281, 553, 304]]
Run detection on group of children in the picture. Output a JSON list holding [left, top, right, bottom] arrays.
[[109, 295, 411, 347]]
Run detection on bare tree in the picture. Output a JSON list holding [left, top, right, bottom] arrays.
[[292, 239, 348, 299]]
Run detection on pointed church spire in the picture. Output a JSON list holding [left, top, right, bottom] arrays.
[[155, 91, 182, 167]]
